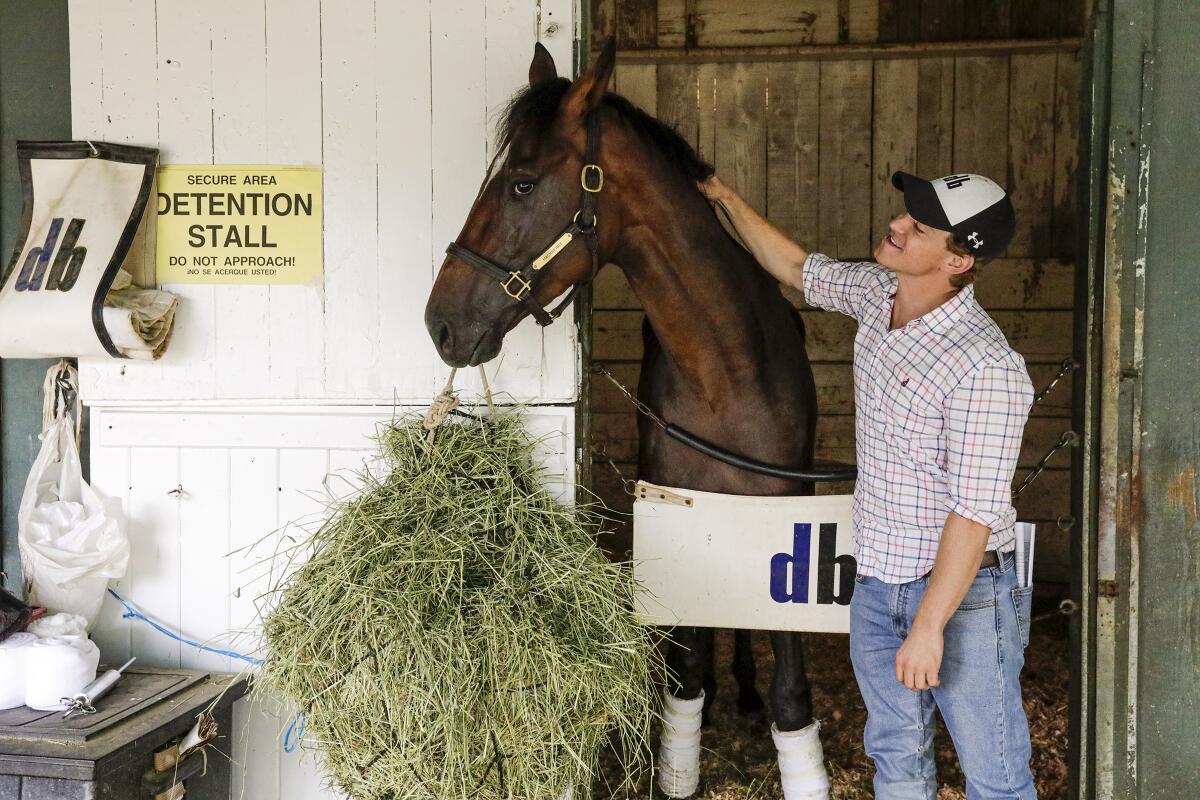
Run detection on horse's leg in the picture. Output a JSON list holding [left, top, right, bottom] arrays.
[[770, 631, 829, 799], [732, 629, 765, 715], [658, 627, 707, 798]]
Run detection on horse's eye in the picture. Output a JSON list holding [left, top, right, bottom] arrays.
[[513, 180, 536, 196]]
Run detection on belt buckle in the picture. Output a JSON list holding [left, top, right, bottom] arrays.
[[580, 164, 604, 193]]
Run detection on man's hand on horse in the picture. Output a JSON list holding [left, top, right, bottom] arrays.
[[697, 175, 730, 203], [895, 623, 944, 691]]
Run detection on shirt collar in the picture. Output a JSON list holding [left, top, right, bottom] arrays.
[[885, 283, 976, 333]]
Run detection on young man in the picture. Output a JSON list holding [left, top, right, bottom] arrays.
[[700, 171, 1037, 799]]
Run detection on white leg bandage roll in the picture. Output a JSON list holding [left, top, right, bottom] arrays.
[[772, 721, 830, 800], [657, 690, 704, 798]]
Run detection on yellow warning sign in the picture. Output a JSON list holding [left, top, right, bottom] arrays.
[[155, 165, 322, 285]]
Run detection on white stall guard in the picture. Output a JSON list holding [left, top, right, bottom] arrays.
[[634, 483, 858, 634]]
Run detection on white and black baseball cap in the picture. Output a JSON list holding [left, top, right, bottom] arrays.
[[891, 171, 1015, 259]]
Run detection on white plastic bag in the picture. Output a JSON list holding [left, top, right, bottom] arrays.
[[18, 410, 129, 629]]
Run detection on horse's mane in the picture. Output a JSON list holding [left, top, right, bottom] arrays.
[[498, 78, 715, 183]]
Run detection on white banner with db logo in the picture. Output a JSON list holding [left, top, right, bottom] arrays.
[[0, 141, 158, 359], [633, 482, 858, 633]]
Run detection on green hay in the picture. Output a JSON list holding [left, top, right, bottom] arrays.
[[256, 411, 660, 800]]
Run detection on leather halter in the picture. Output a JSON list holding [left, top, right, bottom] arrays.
[[444, 113, 603, 327]]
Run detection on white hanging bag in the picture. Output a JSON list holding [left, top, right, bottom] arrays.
[[17, 362, 129, 628]]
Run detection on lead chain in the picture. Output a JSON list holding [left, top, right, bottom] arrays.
[[1013, 430, 1078, 497], [590, 441, 638, 496], [590, 363, 668, 430], [1031, 357, 1078, 407]]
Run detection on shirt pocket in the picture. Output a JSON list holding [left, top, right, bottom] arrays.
[[880, 371, 945, 472]]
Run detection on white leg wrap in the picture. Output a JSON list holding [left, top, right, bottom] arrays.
[[656, 690, 704, 798], [558, 788, 574, 800], [772, 721, 830, 800]]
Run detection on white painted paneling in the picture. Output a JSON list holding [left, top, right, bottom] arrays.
[[87, 403, 576, 799], [72, 0, 580, 405]]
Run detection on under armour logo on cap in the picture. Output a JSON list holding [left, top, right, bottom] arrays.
[[891, 170, 1016, 258]]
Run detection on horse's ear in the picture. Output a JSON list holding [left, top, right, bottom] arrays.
[[562, 36, 616, 121], [529, 42, 558, 86]]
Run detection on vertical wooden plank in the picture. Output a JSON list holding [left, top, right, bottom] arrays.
[[615, 63, 658, 115], [228, 448, 280, 800], [592, 0, 616, 51], [177, 447, 232, 672], [658, 63, 699, 149], [881, 0, 922, 42], [696, 63, 720, 165], [1060, 0, 1087, 37], [915, 57, 954, 177], [127, 447, 182, 667], [212, 0, 271, 399], [265, 0, 326, 398], [322, 0, 380, 398], [964, 0, 1012, 39], [1052, 49, 1082, 260], [616, 0, 657, 48], [817, 60, 873, 258], [1006, 52, 1056, 257], [714, 63, 767, 213], [88, 432, 132, 664], [1011, 0, 1061, 38], [920, 0, 964, 41], [845, 0, 880, 42], [532, 0, 578, 405], [952, 56, 1009, 185], [657, 0, 687, 47], [67, 1, 105, 140], [765, 61, 820, 246], [376, 0, 436, 402], [872, 59, 919, 246], [276, 447, 333, 800]]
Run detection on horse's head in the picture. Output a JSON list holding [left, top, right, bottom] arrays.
[[425, 39, 617, 367]]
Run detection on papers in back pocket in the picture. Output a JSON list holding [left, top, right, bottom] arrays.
[[1013, 522, 1036, 588]]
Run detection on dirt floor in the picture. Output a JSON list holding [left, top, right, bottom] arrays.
[[596, 600, 1070, 799]]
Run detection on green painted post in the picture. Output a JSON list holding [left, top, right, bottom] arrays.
[[0, 0, 72, 591]]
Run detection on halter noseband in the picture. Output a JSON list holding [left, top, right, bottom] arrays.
[[444, 113, 603, 327]]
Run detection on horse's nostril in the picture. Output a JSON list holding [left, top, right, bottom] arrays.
[[433, 320, 452, 351]]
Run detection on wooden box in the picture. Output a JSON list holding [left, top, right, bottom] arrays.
[[0, 668, 248, 800]]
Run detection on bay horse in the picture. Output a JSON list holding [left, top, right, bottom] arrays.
[[425, 40, 829, 798]]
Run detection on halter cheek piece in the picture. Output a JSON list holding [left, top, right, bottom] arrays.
[[444, 114, 603, 327]]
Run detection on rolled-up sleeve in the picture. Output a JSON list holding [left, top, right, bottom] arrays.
[[801, 252, 891, 322], [944, 359, 1034, 532]]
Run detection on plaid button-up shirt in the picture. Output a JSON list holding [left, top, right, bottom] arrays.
[[803, 253, 1034, 583]]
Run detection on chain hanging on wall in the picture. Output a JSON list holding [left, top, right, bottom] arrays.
[[1012, 357, 1080, 498]]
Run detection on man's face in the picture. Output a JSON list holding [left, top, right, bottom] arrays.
[[873, 212, 962, 278]]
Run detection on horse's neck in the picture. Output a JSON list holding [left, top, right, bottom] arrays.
[[613, 193, 785, 403]]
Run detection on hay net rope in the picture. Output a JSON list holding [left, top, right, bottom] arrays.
[[256, 373, 660, 800]]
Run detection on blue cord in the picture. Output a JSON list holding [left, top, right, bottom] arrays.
[[106, 588, 308, 751], [106, 587, 263, 666], [283, 711, 305, 752]]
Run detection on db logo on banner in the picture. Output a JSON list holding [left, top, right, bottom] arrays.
[[633, 484, 857, 634]]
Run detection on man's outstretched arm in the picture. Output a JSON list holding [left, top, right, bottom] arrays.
[[699, 175, 809, 290]]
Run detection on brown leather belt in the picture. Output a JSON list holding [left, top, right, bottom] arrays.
[[980, 550, 1000, 569]]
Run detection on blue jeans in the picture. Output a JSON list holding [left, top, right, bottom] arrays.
[[849, 552, 1036, 799]]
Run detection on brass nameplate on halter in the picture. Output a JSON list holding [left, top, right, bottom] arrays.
[[531, 231, 574, 271]]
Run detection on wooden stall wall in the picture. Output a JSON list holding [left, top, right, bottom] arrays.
[[589, 1, 1084, 585]]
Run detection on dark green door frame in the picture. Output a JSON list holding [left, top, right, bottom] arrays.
[[1078, 0, 1200, 797], [0, 0, 71, 590]]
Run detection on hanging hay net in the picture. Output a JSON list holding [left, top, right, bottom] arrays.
[[255, 409, 660, 800]]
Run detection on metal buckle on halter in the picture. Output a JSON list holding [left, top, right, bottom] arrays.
[[581, 164, 604, 193], [502, 271, 532, 300], [572, 210, 598, 231]]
